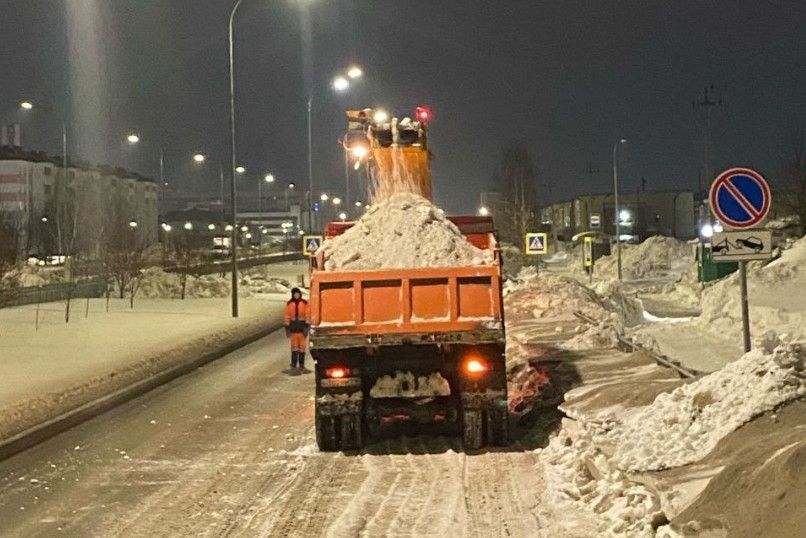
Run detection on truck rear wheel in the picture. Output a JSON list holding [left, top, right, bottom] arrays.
[[486, 409, 508, 446], [315, 412, 338, 452], [461, 409, 483, 450], [339, 414, 364, 450]]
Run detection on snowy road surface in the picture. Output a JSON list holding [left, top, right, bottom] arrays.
[[0, 327, 556, 537]]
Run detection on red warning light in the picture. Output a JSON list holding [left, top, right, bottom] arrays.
[[415, 105, 432, 123]]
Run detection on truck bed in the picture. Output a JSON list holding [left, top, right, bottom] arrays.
[[309, 264, 504, 349]]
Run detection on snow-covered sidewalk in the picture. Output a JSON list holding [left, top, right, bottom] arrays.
[[0, 296, 288, 443]]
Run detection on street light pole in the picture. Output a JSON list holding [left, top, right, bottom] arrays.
[[613, 138, 626, 281], [307, 94, 314, 233], [228, 0, 244, 318]]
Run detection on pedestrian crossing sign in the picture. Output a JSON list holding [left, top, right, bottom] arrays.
[[302, 235, 323, 256], [525, 232, 548, 255]]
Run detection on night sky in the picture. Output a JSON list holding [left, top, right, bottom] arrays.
[[1, 1, 805, 213]]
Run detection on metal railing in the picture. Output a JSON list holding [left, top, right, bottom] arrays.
[[0, 278, 107, 309]]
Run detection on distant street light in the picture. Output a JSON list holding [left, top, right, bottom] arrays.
[[332, 76, 350, 92], [619, 209, 632, 223], [332, 197, 342, 206], [320, 193, 329, 201], [193, 153, 206, 163], [126, 133, 140, 144], [129, 220, 138, 228], [478, 206, 490, 217], [347, 65, 363, 79], [20, 101, 33, 110], [264, 173, 275, 183], [613, 138, 627, 281], [208, 223, 216, 231], [338, 212, 347, 221], [225, 224, 234, 232], [184, 222, 193, 230], [355, 200, 363, 207], [41, 216, 48, 223], [235, 166, 246, 174], [125, 132, 166, 215], [372, 109, 388, 124], [162, 224, 172, 232]]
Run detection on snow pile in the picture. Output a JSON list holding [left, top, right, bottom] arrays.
[[594, 236, 694, 281], [540, 337, 805, 535], [1, 265, 62, 288], [506, 271, 643, 328], [369, 371, 450, 398], [699, 235, 806, 341], [599, 335, 806, 472], [542, 421, 666, 536], [134, 267, 294, 299], [320, 193, 493, 270], [561, 321, 621, 351]]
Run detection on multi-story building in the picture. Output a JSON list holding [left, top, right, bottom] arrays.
[[0, 146, 158, 259]]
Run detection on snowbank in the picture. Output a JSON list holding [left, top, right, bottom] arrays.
[[594, 236, 695, 281], [601, 335, 806, 472], [540, 337, 806, 535], [134, 267, 293, 300], [1, 265, 63, 288], [320, 193, 493, 270], [699, 235, 806, 342]]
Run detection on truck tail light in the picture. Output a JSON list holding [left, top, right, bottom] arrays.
[[463, 357, 490, 376], [325, 366, 349, 379]]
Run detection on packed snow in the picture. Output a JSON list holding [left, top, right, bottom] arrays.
[[369, 371, 451, 398], [593, 236, 695, 281], [134, 266, 295, 299], [320, 193, 493, 270]]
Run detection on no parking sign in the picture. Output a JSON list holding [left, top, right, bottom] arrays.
[[709, 168, 771, 229]]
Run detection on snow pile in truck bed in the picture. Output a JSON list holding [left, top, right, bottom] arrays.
[[593, 236, 695, 281], [320, 193, 493, 270]]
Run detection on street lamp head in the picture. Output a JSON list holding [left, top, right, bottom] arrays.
[[184, 221, 193, 230], [235, 166, 246, 174], [288, 182, 296, 190], [225, 224, 234, 231], [20, 101, 33, 110], [126, 133, 140, 144], [339, 212, 347, 221], [620, 138, 627, 144], [320, 193, 329, 201], [208, 223, 216, 231], [355, 200, 363, 207], [618, 209, 632, 223], [264, 173, 275, 183], [478, 206, 490, 217], [332, 76, 350, 92], [240, 225, 249, 232], [163, 224, 172, 232], [332, 197, 342, 206], [372, 109, 389, 124], [41, 216, 48, 223], [347, 65, 363, 79], [193, 153, 206, 163], [128, 220, 138, 228]]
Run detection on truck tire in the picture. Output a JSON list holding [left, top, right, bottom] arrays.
[[462, 409, 483, 450], [315, 411, 338, 452], [339, 414, 364, 450], [486, 409, 508, 446]]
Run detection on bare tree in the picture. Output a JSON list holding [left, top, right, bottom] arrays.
[[170, 228, 205, 299], [102, 213, 148, 306], [779, 131, 806, 236], [493, 143, 540, 245], [0, 210, 21, 289]]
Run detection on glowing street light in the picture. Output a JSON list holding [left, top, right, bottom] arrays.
[[372, 109, 389, 123], [347, 65, 363, 79], [240, 225, 249, 232], [332, 76, 350, 92], [355, 200, 363, 207], [128, 220, 138, 229], [332, 197, 342, 206], [320, 193, 329, 202], [184, 222, 193, 230], [287, 182, 295, 190], [235, 166, 246, 174], [478, 206, 490, 217], [193, 153, 206, 163], [700, 223, 714, 239], [20, 101, 33, 110], [264, 173, 275, 183], [162, 223, 172, 232], [126, 133, 140, 144], [41, 216, 48, 223], [208, 223, 216, 231], [225, 224, 234, 232], [619, 209, 632, 223], [339, 212, 347, 221]]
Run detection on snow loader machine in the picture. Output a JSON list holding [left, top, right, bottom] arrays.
[[308, 107, 508, 452]]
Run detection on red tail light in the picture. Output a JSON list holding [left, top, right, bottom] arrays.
[[325, 367, 349, 379], [464, 358, 490, 376], [415, 105, 432, 123]]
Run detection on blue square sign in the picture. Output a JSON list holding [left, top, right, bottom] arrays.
[[525, 232, 548, 255]]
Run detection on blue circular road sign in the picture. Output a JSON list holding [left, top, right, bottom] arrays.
[[709, 167, 771, 229]]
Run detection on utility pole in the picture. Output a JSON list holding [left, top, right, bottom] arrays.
[[692, 85, 721, 198]]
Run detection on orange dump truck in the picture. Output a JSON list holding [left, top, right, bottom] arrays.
[[309, 216, 508, 451]]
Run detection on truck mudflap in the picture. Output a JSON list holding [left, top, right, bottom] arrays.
[[460, 390, 509, 450]]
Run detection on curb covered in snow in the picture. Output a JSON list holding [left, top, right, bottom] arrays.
[[0, 318, 284, 462]]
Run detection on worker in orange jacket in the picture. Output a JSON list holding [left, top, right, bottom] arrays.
[[284, 287, 310, 372]]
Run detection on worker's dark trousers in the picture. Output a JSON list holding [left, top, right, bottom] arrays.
[[291, 351, 305, 368]]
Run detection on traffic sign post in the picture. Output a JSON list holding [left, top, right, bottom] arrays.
[[583, 236, 594, 283], [709, 167, 772, 353], [525, 232, 548, 255], [302, 235, 323, 256], [590, 214, 601, 229]]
